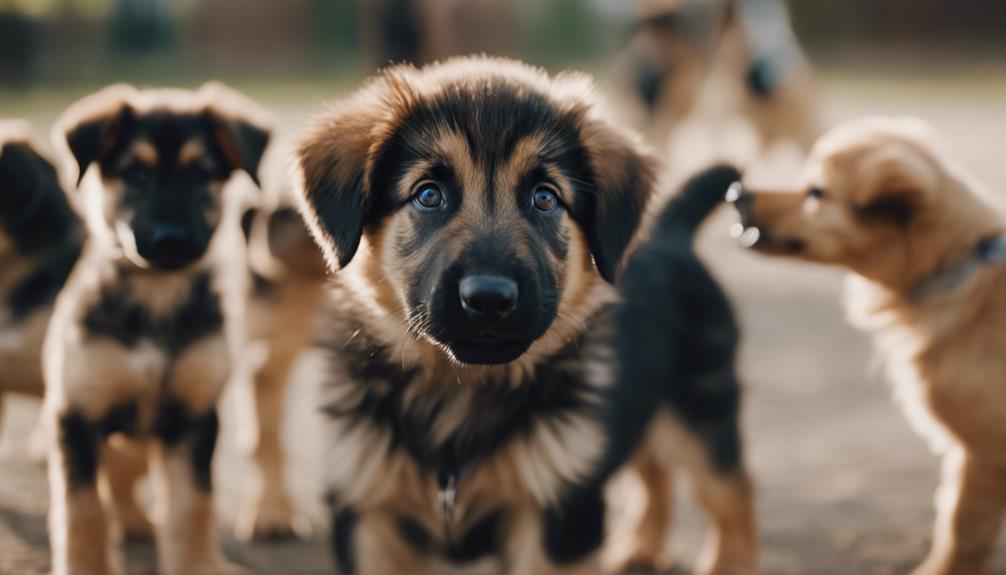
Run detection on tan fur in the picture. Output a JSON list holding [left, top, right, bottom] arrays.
[[741, 116, 1006, 574]]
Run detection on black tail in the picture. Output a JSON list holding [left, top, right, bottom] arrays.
[[653, 164, 742, 241]]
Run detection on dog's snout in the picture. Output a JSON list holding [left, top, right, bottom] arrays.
[[459, 275, 519, 319], [151, 224, 190, 255], [725, 182, 752, 208]]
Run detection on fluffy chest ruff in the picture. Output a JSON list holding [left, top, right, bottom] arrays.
[[320, 296, 613, 549]]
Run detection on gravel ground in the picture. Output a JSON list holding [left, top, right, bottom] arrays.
[[2, 68, 1005, 574]]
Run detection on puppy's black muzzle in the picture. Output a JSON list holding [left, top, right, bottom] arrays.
[[135, 221, 210, 270], [428, 239, 557, 365]]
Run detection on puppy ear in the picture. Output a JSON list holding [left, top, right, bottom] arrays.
[[56, 84, 136, 186], [200, 82, 273, 187], [576, 119, 658, 282], [293, 73, 413, 270], [853, 143, 939, 224]]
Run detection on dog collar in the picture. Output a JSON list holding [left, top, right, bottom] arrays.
[[911, 233, 1006, 299]]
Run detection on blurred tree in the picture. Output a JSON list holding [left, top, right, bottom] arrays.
[[109, 0, 173, 53], [0, 9, 41, 87]]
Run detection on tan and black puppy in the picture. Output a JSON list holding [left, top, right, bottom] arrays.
[[730, 116, 1006, 575], [0, 120, 84, 423], [294, 56, 756, 575], [44, 83, 270, 575], [621, 0, 820, 154]]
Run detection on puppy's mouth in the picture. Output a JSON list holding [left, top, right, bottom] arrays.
[[443, 335, 534, 366], [729, 222, 806, 253]]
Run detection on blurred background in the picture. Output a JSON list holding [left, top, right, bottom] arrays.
[[1, 1, 1005, 574]]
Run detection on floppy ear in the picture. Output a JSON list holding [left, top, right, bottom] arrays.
[[853, 143, 939, 224], [293, 75, 411, 270], [200, 83, 273, 187], [576, 119, 658, 282], [57, 84, 136, 186]]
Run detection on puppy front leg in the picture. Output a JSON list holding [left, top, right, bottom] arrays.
[[100, 439, 153, 541], [48, 409, 120, 575], [504, 501, 603, 575], [150, 406, 243, 575], [915, 449, 1006, 575], [333, 507, 431, 575], [235, 349, 307, 541]]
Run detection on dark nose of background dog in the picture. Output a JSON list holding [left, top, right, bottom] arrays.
[[459, 275, 519, 319], [150, 224, 191, 260]]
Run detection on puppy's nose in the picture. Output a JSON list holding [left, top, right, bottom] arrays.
[[151, 224, 191, 257], [459, 275, 519, 319], [726, 182, 753, 217]]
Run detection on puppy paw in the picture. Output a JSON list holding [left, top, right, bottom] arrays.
[[607, 549, 675, 574], [116, 512, 155, 543], [234, 495, 312, 541]]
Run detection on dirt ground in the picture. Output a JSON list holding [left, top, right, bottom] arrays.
[[2, 66, 1006, 574]]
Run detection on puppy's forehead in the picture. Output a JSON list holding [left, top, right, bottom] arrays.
[[117, 111, 215, 166]]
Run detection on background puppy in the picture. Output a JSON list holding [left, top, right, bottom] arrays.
[[605, 164, 756, 574], [236, 188, 327, 541], [45, 83, 269, 575], [0, 120, 83, 426], [730, 116, 1006, 574], [620, 0, 820, 155], [294, 55, 754, 575]]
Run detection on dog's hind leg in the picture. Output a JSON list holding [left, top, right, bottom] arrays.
[[100, 438, 153, 541], [657, 412, 757, 575], [604, 446, 675, 573], [913, 448, 1006, 575], [235, 342, 308, 541], [48, 408, 121, 575]]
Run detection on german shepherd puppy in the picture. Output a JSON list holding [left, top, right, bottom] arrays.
[[729, 116, 1006, 575], [0, 120, 83, 418], [293, 56, 756, 574], [44, 83, 270, 575]]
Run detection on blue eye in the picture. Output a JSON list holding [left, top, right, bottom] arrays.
[[532, 186, 559, 212], [414, 184, 443, 209]]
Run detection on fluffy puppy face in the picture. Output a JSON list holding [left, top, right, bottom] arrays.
[[731, 117, 993, 284], [56, 83, 271, 270], [0, 123, 62, 256], [296, 57, 655, 365]]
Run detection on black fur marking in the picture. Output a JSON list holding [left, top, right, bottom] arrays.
[[445, 508, 503, 564], [58, 411, 100, 490], [396, 516, 433, 554], [6, 236, 83, 321], [321, 318, 600, 478], [152, 400, 219, 490], [0, 142, 85, 319], [746, 56, 778, 99], [634, 59, 667, 114], [96, 400, 139, 438], [82, 270, 223, 353], [153, 398, 191, 446], [603, 165, 745, 483], [543, 489, 605, 564], [332, 507, 358, 575], [190, 408, 219, 490]]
